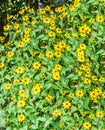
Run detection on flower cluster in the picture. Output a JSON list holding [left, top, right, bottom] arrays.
[[0, 0, 105, 129]]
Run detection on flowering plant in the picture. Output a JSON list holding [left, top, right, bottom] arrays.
[[0, 0, 105, 129]]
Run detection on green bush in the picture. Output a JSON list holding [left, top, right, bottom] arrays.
[[0, 0, 105, 129]]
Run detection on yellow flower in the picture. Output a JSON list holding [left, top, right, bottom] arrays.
[[18, 41, 25, 48], [102, 93, 105, 99], [4, 24, 10, 31], [83, 122, 91, 129], [88, 114, 94, 119], [11, 96, 16, 101], [52, 71, 60, 80], [78, 56, 85, 62], [4, 118, 8, 122], [69, 5, 75, 11], [68, 92, 74, 98], [31, 52, 36, 57], [55, 51, 62, 58], [19, 90, 26, 97], [17, 100, 25, 107], [53, 109, 61, 116], [36, 84, 43, 89], [96, 15, 104, 23], [84, 78, 91, 84], [62, 101, 71, 109], [39, 8, 46, 14], [5, 83, 11, 90], [55, 64, 62, 71], [81, 112, 86, 117], [91, 75, 98, 81], [19, 9, 24, 15], [64, 33, 70, 38], [56, 28, 62, 34], [7, 15, 13, 20], [76, 90, 84, 97], [0, 63, 4, 68], [16, 67, 24, 74], [6, 51, 14, 58], [60, 124, 66, 128], [45, 5, 50, 11], [14, 23, 19, 29], [32, 87, 41, 95], [94, 88, 102, 95], [48, 31, 56, 37], [22, 94, 28, 100], [89, 18, 94, 23], [79, 43, 86, 50], [31, 20, 37, 24], [21, 77, 30, 85], [45, 94, 53, 101], [46, 51, 53, 58], [96, 111, 104, 118], [99, 77, 104, 82], [66, 46, 70, 51], [18, 114, 25, 122], [38, 53, 44, 58], [23, 16, 29, 21], [33, 62, 41, 69]]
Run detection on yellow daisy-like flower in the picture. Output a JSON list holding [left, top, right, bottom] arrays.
[[14, 23, 19, 29], [88, 114, 94, 119], [46, 51, 53, 58], [55, 64, 62, 71], [19, 90, 26, 97], [53, 109, 61, 117], [68, 92, 74, 98], [18, 114, 25, 122], [33, 62, 41, 69], [21, 77, 30, 85], [45, 94, 53, 101], [48, 31, 56, 37], [62, 101, 71, 109], [32, 87, 41, 95], [96, 111, 104, 118], [76, 90, 84, 97], [55, 51, 62, 58], [18, 41, 25, 48], [16, 67, 24, 74], [96, 15, 104, 23], [102, 93, 105, 99], [52, 71, 60, 80], [5, 83, 11, 90], [84, 78, 91, 84], [83, 122, 91, 129], [17, 100, 25, 107], [0, 63, 4, 68], [6, 51, 14, 58]]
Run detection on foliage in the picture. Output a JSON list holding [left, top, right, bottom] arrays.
[[0, 0, 105, 130]]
